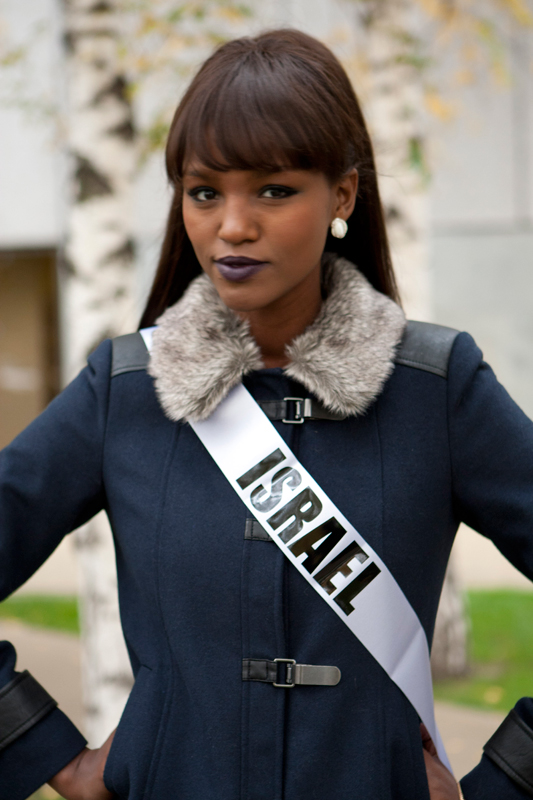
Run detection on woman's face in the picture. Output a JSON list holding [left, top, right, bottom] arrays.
[[181, 162, 358, 315]]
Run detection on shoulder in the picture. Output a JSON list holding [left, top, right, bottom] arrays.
[[394, 321, 460, 379], [106, 330, 166, 423], [394, 321, 483, 385], [110, 330, 152, 378]]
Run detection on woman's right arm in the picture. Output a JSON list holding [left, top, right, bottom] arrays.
[[47, 730, 116, 800], [0, 339, 113, 800]]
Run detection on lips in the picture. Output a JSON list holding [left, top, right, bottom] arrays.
[[214, 255, 268, 282]]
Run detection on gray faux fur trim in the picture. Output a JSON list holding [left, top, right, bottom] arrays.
[[149, 275, 263, 423], [284, 258, 406, 415], [149, 257, 406, 422]]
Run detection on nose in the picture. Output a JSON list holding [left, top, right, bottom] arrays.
[[218, 196, 259, 245]]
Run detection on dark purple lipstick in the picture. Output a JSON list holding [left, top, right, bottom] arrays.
[[215, 255, 268, 282]]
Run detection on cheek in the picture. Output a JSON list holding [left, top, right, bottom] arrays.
[[182, 207, 212, 260], [183, 206, 201, 238], [272, 203, 329, 258]]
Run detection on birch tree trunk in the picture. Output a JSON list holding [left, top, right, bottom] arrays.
[[431, 560, 469, 679], [60, 0, 136, 747], [351, 0, 468, 678], [354, 0, 431, 319]]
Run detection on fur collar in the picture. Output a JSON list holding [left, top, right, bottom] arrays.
[[149, 256, 406, 422]]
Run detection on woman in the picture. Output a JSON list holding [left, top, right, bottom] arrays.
[[1, 29, 532, 800]]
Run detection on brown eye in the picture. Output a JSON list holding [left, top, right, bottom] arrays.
[[261, 185, 298, 199], [189, 187, 217, 202]]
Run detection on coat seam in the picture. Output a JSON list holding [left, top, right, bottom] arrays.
[[240, 536, 251, 800], [373, 402, 388, 800], [450, 334, 482, 414], [101, 340, 114, 504], [142, 421, 181, 798], [447, 335, 471, 524], [395, 358, 447, 377]]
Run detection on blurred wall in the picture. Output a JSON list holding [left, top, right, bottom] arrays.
[[0, 0, 64, 249], [431, 29, 533, 416]]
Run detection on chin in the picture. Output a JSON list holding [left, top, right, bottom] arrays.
[[218, 292, 269, 314], [212, 279, 278, 314]]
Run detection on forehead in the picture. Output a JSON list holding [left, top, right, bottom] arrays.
[[183, 161, 325, 185], [185, 159, 285, 177]]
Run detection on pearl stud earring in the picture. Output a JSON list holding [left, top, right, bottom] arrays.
[[331, 217, 348, 239]]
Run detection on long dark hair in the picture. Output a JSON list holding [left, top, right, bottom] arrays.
[[140, 29, 399, 328]]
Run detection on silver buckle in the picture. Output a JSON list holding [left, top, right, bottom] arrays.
[[291, 663, 341, 686], [272, 658, 341, 688], [273, 658, 296, 688], [282, 397, 312, 425]]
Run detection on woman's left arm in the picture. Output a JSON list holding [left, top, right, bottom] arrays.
[[446, 333, 533, 798], [448, 332, 533, 580]]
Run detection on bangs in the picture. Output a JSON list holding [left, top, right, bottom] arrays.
[[166, 45, 356, 181]]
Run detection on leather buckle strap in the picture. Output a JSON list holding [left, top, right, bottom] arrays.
[[242, 658, 341, 688], [281, 397, 309, 425], [259, 398, 346, 424], [0, 670, 57, 751], [484, 709, 533, 796]]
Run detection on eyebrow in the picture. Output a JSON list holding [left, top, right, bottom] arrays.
[[184, 166, 296, 180], [184, 169, 211, 178]]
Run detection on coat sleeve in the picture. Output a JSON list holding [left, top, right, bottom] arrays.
[[0, 339, 113, 800], [460, 698, 533, 799], [447, 333, 533, 797], [448, 332, 533, 581]]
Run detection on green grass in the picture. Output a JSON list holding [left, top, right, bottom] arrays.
[[434, 589, 533, 712], [0, 594, 79, 634]]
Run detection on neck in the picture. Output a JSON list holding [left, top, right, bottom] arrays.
[[237, 268, 322, 368]]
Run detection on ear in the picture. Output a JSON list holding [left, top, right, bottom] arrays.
[[332, 168, 359, 222]]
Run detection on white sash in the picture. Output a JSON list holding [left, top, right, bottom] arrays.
[[190, 384, 449, 768], [140, 328, 449, 769]]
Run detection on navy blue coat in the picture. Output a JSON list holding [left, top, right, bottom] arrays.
[[1, 328, 533, 800]]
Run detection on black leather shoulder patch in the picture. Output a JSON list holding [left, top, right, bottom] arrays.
[[484, 708, 533, 797], [111, 332, 150, 378], [395, 320, 459, 379], [0, 670, 57, 751]]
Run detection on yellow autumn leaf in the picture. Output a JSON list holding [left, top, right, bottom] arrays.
[[414, 0, 452, 21], [425, 89, 457, 120], [454, 67, 476, 85], [491, 59, 512, 86], [137, 14, 159, 35], [498, 0, 533, 26], [215, 6, 249, 23], [462, 42, 481, 63]]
